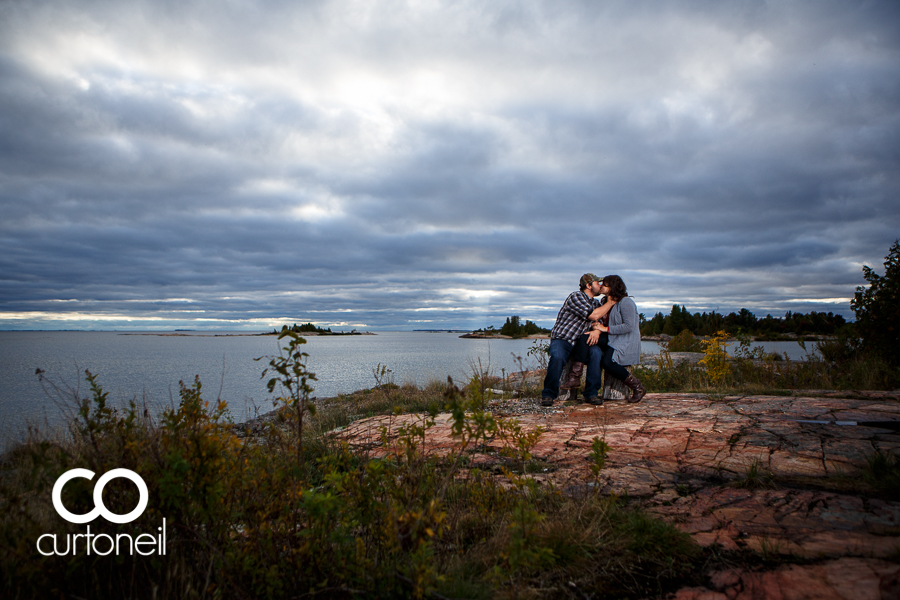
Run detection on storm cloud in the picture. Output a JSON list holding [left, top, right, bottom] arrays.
[[1, 0, 898, 330]]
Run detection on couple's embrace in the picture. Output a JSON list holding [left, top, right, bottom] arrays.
[[540, 273, 646, 407]]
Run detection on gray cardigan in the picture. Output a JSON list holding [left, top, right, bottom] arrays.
[[607, 296, 641, 366]]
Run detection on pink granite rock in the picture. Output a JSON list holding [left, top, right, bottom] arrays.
[[676, 558, 900, 600], [335, 392, 900, 597]]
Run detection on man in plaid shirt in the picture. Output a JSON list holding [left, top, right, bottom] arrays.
[[541, 273, 614, 406]]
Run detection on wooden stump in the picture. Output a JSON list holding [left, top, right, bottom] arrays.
[[602, 365, 633, 400], [555, 358, 635, 402]]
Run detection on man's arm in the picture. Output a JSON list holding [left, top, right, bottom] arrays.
[[564, 291, 596, 319], [585, 299, 616, 342], [587, 298, 616, 322]]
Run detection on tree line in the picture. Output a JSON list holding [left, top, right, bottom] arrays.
[[640, 306, 848, 339], [641, 235, 900, 346]]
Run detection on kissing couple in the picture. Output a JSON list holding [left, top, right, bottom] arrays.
[[540, 273, 645, 407]]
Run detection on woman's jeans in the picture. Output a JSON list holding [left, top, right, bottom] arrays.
[[601, 346, 631, 381]]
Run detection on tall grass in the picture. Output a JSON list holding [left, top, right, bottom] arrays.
[[638, 332, 900, 393]]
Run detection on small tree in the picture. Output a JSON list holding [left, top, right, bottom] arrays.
[[851, 239, 900, 367], [257, 330, 317, 461], [700, 330, 731, 386]]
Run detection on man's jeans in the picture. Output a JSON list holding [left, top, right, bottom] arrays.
[[582, 342, 604, 400], [541, 338, 573, 399], [573, 333, 606, 401]]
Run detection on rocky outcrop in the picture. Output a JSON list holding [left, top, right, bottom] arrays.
[[336, 391, 900, 599], [672, 557, 900, 600]]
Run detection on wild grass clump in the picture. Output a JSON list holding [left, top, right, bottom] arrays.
[[732, 458, 776, 490], [0, 332, 699, 600], [862, 450, 900, 495]]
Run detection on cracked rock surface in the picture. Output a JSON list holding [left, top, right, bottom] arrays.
[[336, 391, 900, 599]]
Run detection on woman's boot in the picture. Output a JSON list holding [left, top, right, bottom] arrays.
[[561, 362, 584, 389], [623, 374, 646, 403]]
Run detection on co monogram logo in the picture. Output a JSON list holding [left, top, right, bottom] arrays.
[[52, 468, 149, 524]]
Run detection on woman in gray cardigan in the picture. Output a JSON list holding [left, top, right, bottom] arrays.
[[593, 275, 646, 403]]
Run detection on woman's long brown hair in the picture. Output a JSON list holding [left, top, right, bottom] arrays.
[[602, 275, 628, 301]]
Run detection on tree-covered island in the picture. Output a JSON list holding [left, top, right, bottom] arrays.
[[267, 323, 373, 336], [461, 315, 551, 338]]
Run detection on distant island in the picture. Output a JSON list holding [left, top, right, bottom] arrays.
[[267, 323, 374, 336], [461, 316, 550, 339]]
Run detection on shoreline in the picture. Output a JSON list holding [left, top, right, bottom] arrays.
[[458, 333, 549, 339], [120, 331, 377, 337], [459, 332, 836, 342]]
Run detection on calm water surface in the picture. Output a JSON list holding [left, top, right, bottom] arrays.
[[0, 331, 543, 443], [0, 331, 813, 446]]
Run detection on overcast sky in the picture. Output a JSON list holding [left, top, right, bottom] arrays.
[[1, 0, 898, 331]]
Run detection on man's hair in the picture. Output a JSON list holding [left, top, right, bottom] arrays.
[[579, 273, 599, 291], [602, 275, 628, 300]]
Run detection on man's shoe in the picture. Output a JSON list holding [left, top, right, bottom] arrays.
[[586, 396, 604, 406], [540, 397, 555, 407], [561, 362, 585, 389], [623, 374, 646, 403]]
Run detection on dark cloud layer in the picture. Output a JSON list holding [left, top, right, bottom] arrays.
[[1, 0, 899, 330]]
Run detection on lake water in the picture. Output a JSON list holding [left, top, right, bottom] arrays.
[[0, 331, 814, 446]]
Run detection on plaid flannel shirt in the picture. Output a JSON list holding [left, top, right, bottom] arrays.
[[550, 290, 601, 345]]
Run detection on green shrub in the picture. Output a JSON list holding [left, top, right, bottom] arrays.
[[862, 450, 900, 494], [665, 329, 703, 352], [852, 239, 900, 367]]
